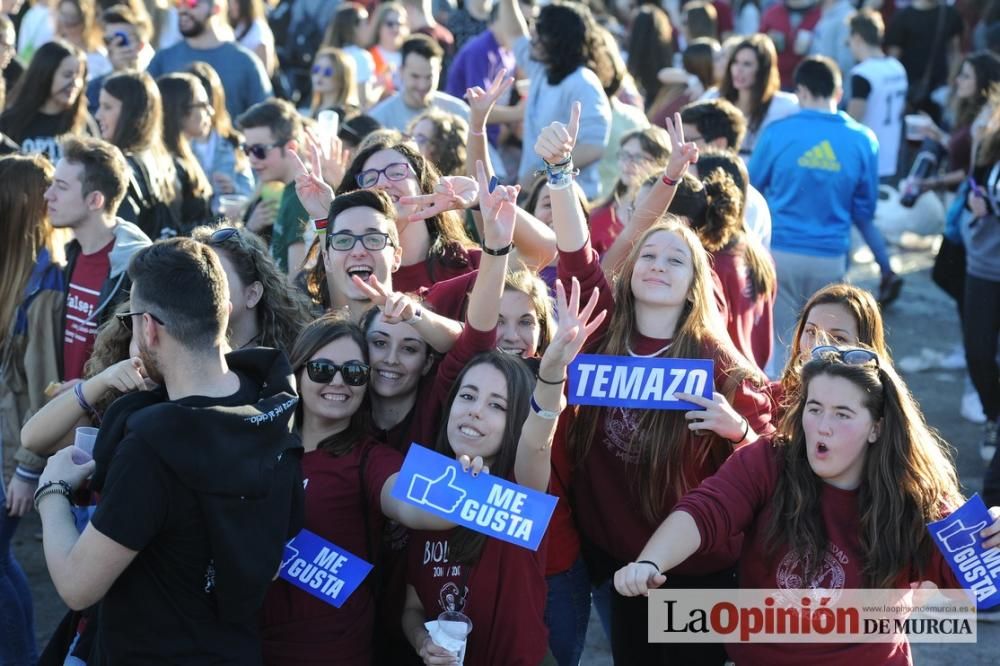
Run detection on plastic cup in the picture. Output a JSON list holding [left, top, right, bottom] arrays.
[[72, 426, 99, 463], [793, 29, 813, 55], [219, 194, 249, 220], [260, 181, 284, 205], [435, 611, 473, 664], [515, 78, 530, 98], [905, 114, 932, 142]]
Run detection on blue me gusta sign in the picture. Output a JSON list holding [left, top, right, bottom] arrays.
[[928, 494, 1000, 610], [391, 444, 557, 551], [278, 529, 373, 608], [567, 354, 714, 410]]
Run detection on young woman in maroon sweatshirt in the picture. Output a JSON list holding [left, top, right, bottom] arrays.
[[537, 105, 774, 664], [616, 348, 1000, 665]]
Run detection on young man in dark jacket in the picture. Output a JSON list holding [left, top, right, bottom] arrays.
[[35, 238, 304, 663]]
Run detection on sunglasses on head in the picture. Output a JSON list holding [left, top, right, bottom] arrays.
[[208, 227, 240, 244], [312, 65, 334, 76], [810, 345, 879, 368], [242, 142, 284, 160], [355, 162, 412, 189], [116, 311, 166, 332], [305, 359, 370, 386]]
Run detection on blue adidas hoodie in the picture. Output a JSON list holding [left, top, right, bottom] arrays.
[[749, 109, 880, 259]]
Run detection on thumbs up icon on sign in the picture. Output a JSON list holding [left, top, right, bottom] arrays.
[[407, 466, 467, 514], [936, 518, 988, 553], [281, 540, 300, 571]]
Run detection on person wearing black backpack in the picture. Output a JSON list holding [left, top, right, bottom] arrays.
[[270, 0, 339, 106]]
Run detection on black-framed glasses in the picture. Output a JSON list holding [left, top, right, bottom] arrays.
[[327, 231, 394, 252], [810, 345, 879, 368], [355, 162, 412, 188], [312, 65, 334, 76], [242, 142, 285, 160], [305, 359, 370, 386], [116, 311, 166, 332]]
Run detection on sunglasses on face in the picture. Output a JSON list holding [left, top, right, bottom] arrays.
[[103, 31, 131, 48], [305, 359, 370, 386], [326, 231, 394, 252], [312, 65, 334, 76], [116, 310, 166, 332], [810, 345, 880, 368], [355, 162, 412, 188], [242, 142, 284, 160]]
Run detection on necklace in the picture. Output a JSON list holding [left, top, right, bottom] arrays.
[[626, 341, 672, 358]]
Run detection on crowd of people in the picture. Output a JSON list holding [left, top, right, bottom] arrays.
[[1, 0, 1000, 664]]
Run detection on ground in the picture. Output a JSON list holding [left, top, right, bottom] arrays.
[[13, 240, 999, 664]]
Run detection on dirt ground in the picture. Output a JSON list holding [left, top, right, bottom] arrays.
[[13, 240, 1000, 664]]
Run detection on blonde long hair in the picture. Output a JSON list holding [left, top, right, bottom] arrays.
[[569, 220, 766, 524]]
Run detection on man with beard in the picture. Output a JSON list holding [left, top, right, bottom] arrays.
[[34, 237, 304, 663], [147, 0, 270, 118]]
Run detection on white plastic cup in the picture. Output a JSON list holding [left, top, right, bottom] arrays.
[[515, 78, 530, 98], [793, 29, 813, 55], [317, 110, 339, 159], [72, 426, 99, 463], [218, 194, 249, 220], [904, 114, 932, 141], [435, 611, 473, 664]]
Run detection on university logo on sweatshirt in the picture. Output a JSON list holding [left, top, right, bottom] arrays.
[[797, 140, 841, 172]]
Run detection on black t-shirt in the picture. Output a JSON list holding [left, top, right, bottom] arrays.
[[3, 58, 23, 94], [13, 111, 72, 162], [90, 375, 266, 665], [850, 74, 872, 100], [885, 6, 963, 91]]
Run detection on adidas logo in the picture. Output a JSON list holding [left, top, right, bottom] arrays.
[[797, 140, 841, 172]]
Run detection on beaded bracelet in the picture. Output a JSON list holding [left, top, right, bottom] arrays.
[[33, 480, 73, 511]]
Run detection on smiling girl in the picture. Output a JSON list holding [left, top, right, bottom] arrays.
[[615, 349, 1000, 664]]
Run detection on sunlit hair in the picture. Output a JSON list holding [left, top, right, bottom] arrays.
[[83, 300, 133, 412], [953, 51, 1000, 130], [1, 40, 89, 142], [309, 47, 358, 117], [367, 1, 406, 49], [191, 223, 312, 354], [522, 174, 591, 225], [626, 4, 674, 107], [406, 108, 468, 177], [606, 126, 671, 204], [766, 351, 962, 588], [434, 351, 534, 563], [503, 269, 555, 356], [185, 60, 248, 171], [156, 73, 213, 204], [288, 314, 373, 455], [779, 284, 888, 403], [569, 220, 765, 524], [324, 2, 369, 49], [0, 155, 55, 353], [60, 0, 103, 52], [338, 140, 474, 279], [718, 34, 781, 133]]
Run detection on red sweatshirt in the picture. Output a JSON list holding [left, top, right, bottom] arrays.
[[759, 4, 822, 89], [711, 247, 774, 370], [392, 245, 481, 295], [676, 439, 962, 666]]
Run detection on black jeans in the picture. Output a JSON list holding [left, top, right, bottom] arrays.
[[962, 274, 1000, 423]]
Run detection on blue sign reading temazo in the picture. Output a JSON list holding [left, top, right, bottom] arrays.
[[391, 444, 557, 551], [568, 354, 714, 410], [278, 529, 373, 608], [928, 494, 1000, 610]]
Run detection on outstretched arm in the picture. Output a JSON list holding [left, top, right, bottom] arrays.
[[614, 511, 702, 597]]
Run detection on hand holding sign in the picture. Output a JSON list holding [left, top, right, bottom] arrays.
[[928, 495, 1000, 609], [676, 391, 749, 443], [408, 465, 468, 514]]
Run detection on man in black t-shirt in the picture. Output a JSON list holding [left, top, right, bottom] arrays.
[[36, 238, 304, 664]]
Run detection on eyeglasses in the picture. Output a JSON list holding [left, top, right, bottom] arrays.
[[305, 359, 370, 386], [312, 65, 334, 76], [327, 231, 394, 251], [116, 311, 166, 332], [618, 150, 652, 164], [242, 142, 284, 160], [810, 345, 880, 368], [355, 162, 412, 188]]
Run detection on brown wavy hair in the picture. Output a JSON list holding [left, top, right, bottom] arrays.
[[718, 34, 781, 133], [83, 300, 133, 413], [568, 220, 766, 524], [310, 47, 359, 117], [765, 353, 962, 588], [504, 269, 556, 356], [407, 108, 468, 177]]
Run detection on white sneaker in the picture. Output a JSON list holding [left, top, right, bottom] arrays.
[[962, 391, 988, 425]]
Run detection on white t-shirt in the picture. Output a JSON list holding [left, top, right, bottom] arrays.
[[850, 56, 908, 178], [343, 44, 375, 84], [17, 4, 55, 60], [702, 89, 800, 159], [745, 184, 772, 250]]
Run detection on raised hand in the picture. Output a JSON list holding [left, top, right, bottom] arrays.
[[538, 278, 606, 376], [663, 112, 698, 181], [291, 143, 335, 220], [95, 357, 149, 394], [614, 561, 666, 597], [305, 124, 350, 190], [534, 101, 581, 165], [474, 160, 518, 250], [466, 67, 515, 131], [351, 275, 419, 324], [398, 176, 479, 223], [675, 391, 748, 443]]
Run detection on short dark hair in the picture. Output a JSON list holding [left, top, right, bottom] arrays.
[[326, 189, 400, 246], [236, 98, 303, 145], [794, 55, 841, 99], [680, 98, 747, 150], [401, 34, 443, 65], [128, 238, 230, 349], [60, 137, 129, 212], [848, 9, 884, 47]]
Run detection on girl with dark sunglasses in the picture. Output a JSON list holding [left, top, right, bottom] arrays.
[[616, 350, 1000, 664]]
